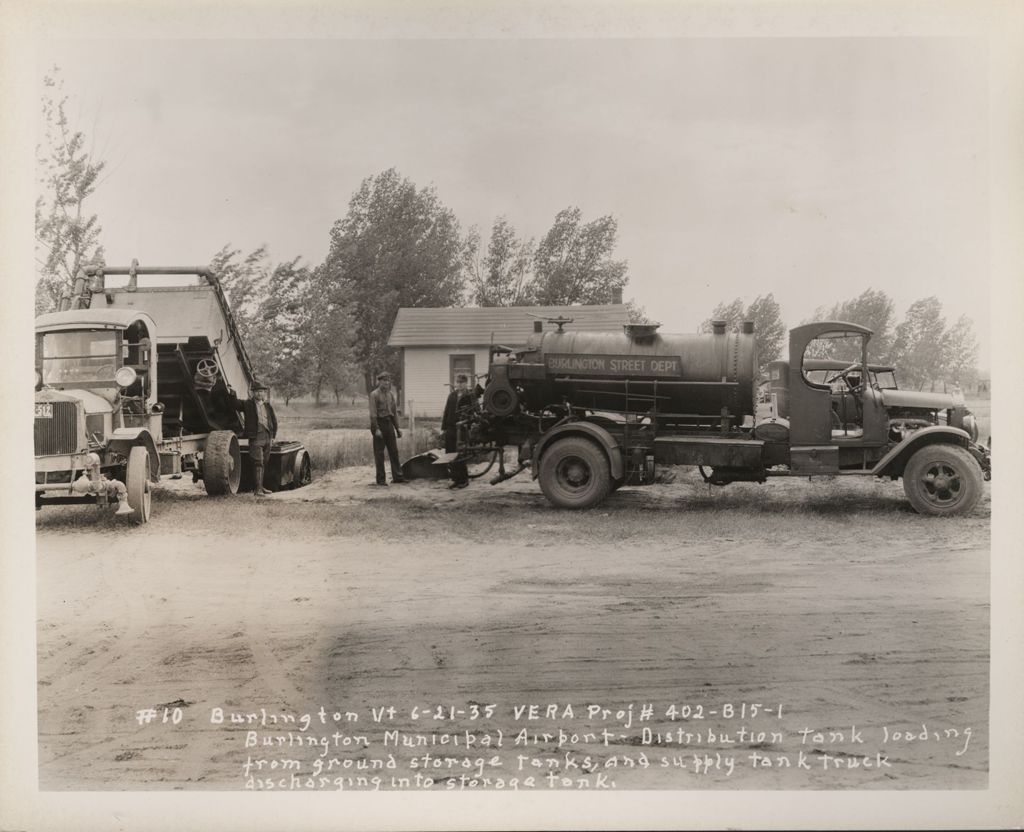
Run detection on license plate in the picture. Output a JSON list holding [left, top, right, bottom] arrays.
[[35, 402, 53, 418]]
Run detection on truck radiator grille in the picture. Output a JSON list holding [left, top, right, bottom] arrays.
[[34, 402, 78, 455]]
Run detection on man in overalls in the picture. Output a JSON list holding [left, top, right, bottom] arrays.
[[368, 371, 406, 486]]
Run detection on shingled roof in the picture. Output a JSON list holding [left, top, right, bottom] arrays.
[[388, 305, 630, 347]]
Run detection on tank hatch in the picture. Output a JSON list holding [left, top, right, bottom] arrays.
[[623, 322, 661, 340]]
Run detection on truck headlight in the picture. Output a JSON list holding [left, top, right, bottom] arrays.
[[962, 413, 979, 442], [115, 366, 138, 388]]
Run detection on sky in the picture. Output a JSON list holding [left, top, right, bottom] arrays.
[[38, 36, 991, 367]]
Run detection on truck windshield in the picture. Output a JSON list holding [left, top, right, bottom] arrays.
[[40, 330, 119, 386], [874, 370, 898, 390]]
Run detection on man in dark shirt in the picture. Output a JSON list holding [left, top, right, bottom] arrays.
[[441, 374, 475, 489], [368, 371, 405, 486], [227, 380, 277, 495]]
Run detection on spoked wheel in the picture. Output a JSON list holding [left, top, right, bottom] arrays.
[[195, 358, 219, 379], [902, 445, 983, 516], [538, 437, 611, 509]]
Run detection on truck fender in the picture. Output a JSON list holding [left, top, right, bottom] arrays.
[[531, 421, 624, 482], [871, 425, 971, 479], [108, 428, 161, 481]]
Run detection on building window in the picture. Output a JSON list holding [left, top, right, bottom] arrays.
[[449, 354, 475, 388]]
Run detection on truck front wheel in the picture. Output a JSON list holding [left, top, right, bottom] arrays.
[[125, 445, 152, 524], [538, 436, 611, 509], [204, 430, 241, 495], [902, 444, 984, 516]]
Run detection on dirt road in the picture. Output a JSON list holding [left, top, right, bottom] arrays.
[[35, 467, 990, 791]]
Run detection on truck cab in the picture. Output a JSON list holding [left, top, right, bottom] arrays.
[[35, 310, 163, 496], [759, 322, 988, 500]]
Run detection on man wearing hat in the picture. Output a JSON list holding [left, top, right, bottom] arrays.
[[227, 380, 278, 495], [368, 371, 405, 486]]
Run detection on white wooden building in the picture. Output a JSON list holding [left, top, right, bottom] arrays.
[[387, 304, 630, 417]]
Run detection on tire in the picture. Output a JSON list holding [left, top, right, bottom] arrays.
[[538, 436, 611, 509], [902, 444, 984, 517], [204, 430, 241, 495], [125, 445, 152, 524], [290, 450, 312, 490]]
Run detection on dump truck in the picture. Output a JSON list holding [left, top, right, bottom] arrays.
[[34, 261, 312, 523], [449, 318, 991, 515]]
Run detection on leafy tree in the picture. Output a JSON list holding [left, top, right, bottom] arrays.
[[323, 169, 469, 392], [246, 259, 312, 404], [208, 244, 271, 322], [700, 299, 746, 333], [891, 296, 947, 390], [624, 299, 649, 323], [467, 217, 537, 306], [941, 314, 980, 391], [207, 246, 321, 403], [700, 295, 785, 372], [745, 295, 786, 368], [812, 289, 896, 363], [532, 207, 629, 305], [35, 68, 106, 314], [306, 265, 360, 404]]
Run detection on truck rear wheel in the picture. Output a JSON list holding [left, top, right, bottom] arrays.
[[538, 436, 611, 509], [204, 430, 241, 495], [125, 446, 152, 524], [902, 444, 983, 516]]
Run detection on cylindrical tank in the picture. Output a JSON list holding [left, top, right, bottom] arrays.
[[498, 323, 758, 419]]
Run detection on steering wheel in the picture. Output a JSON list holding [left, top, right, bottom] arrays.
[[832, 363, 865, 389], [196, 358, 219, 379]]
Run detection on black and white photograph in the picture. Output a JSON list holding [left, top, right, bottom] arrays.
[[1, 1, 1022, 830]]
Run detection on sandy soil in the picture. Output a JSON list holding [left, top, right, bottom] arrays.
[[35, 465, 990, 791]]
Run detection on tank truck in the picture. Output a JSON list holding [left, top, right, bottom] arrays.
[[34, 261, 312, 523], [449, 318, 990, 515]]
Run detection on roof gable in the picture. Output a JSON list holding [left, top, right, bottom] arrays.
[[388, 305, 630, 347]]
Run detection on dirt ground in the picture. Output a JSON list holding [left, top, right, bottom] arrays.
[[35, 464, 990, 792]]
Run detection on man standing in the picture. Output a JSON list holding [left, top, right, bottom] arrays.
[[369, 371, 406, 486], [227, 380, 277, 496], [441, 374, 474, 489]]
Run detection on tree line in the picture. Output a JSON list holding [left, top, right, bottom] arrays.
[[35, 70, 983, 400], [701, 289, 981, 392]]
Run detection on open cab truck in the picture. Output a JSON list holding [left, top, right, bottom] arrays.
[[458, 319, 991, 515], [34, 262, 312, 523]]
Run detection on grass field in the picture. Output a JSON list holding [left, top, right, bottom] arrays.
[[272, 394, 992, 474], [274, 396, 440, 470]]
